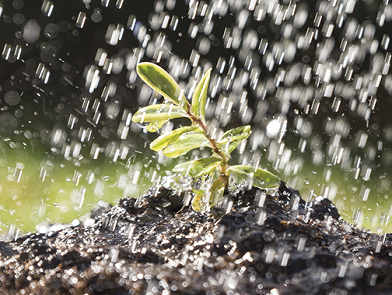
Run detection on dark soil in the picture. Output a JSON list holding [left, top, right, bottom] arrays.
[[1, 182, 392, 295]]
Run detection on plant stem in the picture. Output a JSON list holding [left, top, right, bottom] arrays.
[[187, 112, 230, 189]]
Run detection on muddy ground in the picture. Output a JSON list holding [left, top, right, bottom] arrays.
[[1, 183, 392, 295]]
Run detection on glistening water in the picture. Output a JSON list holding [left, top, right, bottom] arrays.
[[0, 0, 391, 235]]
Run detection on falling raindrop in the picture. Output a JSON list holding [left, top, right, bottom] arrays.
[[41, 0, 54, 17], [76, 12, 87, 29], [23, 19, 41, 43]]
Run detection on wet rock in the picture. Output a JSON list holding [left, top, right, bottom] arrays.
[[1, 183, 392, 295]]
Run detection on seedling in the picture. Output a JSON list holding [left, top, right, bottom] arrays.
[[132, 62, 280, 211]]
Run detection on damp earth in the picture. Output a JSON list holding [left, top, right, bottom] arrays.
[[2, 182, 392, 294]]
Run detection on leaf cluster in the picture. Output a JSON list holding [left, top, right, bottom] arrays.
[[132, 62, 280, 211]]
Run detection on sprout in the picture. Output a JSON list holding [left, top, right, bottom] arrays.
[[132, 62, 280, 211]]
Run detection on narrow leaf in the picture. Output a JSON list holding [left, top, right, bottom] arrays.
[[191, 193, 208, 212], [188, 156, 222, 178], [219, 125, 252, 154], [137, 62, 190, 109], [221, 125, 251, 141], [191, 68, 212, 120], [172, 160, 195, 174], [132, 104, 189, 123], [162, 133, 210, 158], [208, 178, 225, 208], [146, 120, 166, 132], [150, 125, 202, 151], [228, 165, 280, 189]]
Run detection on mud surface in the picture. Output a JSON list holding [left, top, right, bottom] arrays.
[[1, 183, 392, 295]]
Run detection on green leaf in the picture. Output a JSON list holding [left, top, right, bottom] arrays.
[[191, 68, 212, 120], [208, 178, 225, 208], [191, 177, 225, 211], [172, 160, 195, 174], [228, 165, 280, 189], [146, 120, 166, 132], [132, 104, 189, 123], [219, 125, 251, 154], [137, 62, 190, 109], [150, 125, 202, 151], [162, 133, 210, 158], [191, 193, 208, 212], [188, 156, 222, 178]]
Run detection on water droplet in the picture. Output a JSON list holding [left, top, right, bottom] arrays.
[[0, 112, 18, 133], [4, 91, 21, 106], [41, 0, 54, 17], [76, 12, 87, 29], [101, 0, 110, 7], [115, 0, 124, 9], [91, 8, 103, 23]]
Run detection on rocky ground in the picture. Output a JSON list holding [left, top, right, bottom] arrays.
[[1, 183, 391, 295]]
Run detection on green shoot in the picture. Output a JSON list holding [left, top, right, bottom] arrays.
[[132, 62, 280, 212]]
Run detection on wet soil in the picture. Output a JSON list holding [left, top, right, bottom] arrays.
[[1, 182, 392, 295]]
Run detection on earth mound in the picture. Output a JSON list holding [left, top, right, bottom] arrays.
[[1, 183, 391, 294]]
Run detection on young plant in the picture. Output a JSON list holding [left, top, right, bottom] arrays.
[[132, 62, 280, 211]]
